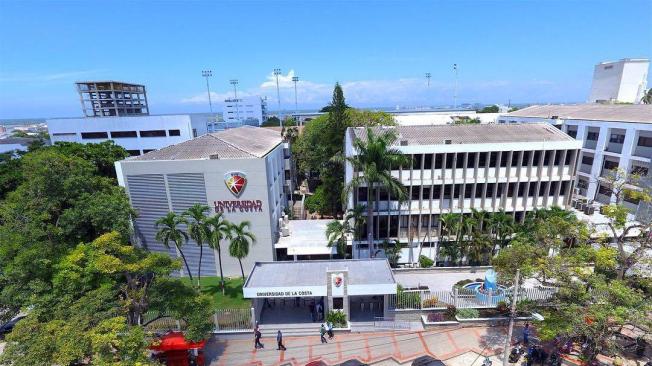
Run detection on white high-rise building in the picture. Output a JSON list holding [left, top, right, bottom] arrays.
[[588, 58, 649, 104], [222, 96, 268, 125]]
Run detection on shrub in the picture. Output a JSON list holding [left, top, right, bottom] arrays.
[[419, 255, 434, 268], [427, 313, 445, 322], [326, 310, 347, 328], [453, 279, 474, 288], [445, 305, 456, 319], [396, 285, 421, 309], [496, 301, 509, 314], [456, 308, 480, 319], [422, 297, 440, 308]]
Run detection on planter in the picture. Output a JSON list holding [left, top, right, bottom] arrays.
[[455, 315, 534, 323], [332, 322, 350, 331], [421, 315, 459, 326]]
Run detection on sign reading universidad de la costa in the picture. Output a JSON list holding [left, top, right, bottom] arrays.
[[214, 171, 263, 213]]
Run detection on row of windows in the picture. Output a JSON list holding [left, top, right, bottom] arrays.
[[405, 150, 575, 170], [126, 149, 156, 156], [358, 181, 571, 201], [568, 130, 652, 148], [80, 129, 181, 139]]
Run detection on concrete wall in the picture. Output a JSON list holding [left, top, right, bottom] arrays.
[[588, 59, 649, 104]]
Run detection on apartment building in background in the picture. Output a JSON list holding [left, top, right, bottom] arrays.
[[344, 124, 581, 263], [222, 96, 268, 125], [115, 126, 289, 277], [76, 81, 149, 117], [499, 104, 652, 215], [588, 58, 649, 104]]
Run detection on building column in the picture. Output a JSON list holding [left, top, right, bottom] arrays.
[[587, 126, 610, 200]]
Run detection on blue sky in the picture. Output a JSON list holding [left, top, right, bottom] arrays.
[[0, 0, 650, 119]]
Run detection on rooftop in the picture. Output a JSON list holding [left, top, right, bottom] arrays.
[[275, 219, 335, 256], [505, 104, 652, 124], [349, 123, 573, 146], [244, 259, 395, 288], [130, 126, 282, 161]]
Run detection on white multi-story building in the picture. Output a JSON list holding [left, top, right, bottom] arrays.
[[499, 104, 652, 214], [47, 114, 217, 156], [588, 58, 649, 104], [222, 96, 268, 125], [115, 126, 288, 277], [344, 124, 581, 263]]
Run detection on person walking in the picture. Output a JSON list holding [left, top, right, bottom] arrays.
[[327, 321, 334, 339], [320, 323, 328, 344], [276, 330, 286, 351], [523, 323, 530, 345], [254, 324, 263, 349]]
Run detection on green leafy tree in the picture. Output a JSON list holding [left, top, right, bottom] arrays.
[[228, 221, 256, 280], [345, 204, 365, 257], [50, 140, 129, 179], [478, 105, 499, 113], [487, 209, 515, 252], [183, 203, 211, 286], [641, 88, 652, 104], [382, 240, 402, 267], [304, 185, 330, 216], [206, 212, 231, 294], [326, 219, 351, 258], [343, 127, 408, 255], [155, 212, 193, 281], [261, 116, 281, 127]]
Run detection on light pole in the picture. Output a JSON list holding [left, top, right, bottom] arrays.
[[202, 70, 213, 113], [230, 79, 239, 122], [502, 269, 521, 366], [273, 68, 282, 128], [425, 72, 431, 87], [453, 64, 458, 108], [292, 76, 299, 125]]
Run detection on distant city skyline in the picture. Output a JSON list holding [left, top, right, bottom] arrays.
[[0, 0, 651, 119]]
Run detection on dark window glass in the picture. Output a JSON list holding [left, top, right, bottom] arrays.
[[533, 151, 541, 165], [522, 151, 531, 166], [378, 188, 389, 201], [500, 152, 509, 167], [126, 149, 140, 156], [518, 182, 527, 197], [358, 187, 368, 202], [142, 149, 155, 153], [168, 129, 181, 136], [564, 150, 573, 165], [464, 185, 473, 199], [411, 186, 421, 200], [554, 150, 563, 165], [412, 154, 422, 169], [560, 181, 569, 194], [443, 185, 452, 199], [586, 132, 599, 141], [453, 184, 461, 198], [539, 182, 548, 196], [598, 184, 612, 196], [432, 186, 441, 198], [511, 152, 521, 167], [528, 183, 537, 196], [567, 130, 577, 138], [486, 183, 495, 197], [497, 183, 506, 196], [110, 130, 137, 138], [445, 154, 454, 169], [389, 216, 399, 237], [456, 154, 465, 169], [81, 132, 108, 139], [543, 151, 552, 165], [478, 152, 487, 167], [638, 136, 652, 147], [582, 155, 594, 165], [507, 183, 515, 196], [475, 184, 483, 198], [550, 182, 559, 195], [603, 160, 619, 170], [422, 187, 431, 199], [466, 153, 476, 168], [609, 134, 625, 144], [333, 298, 344, 309], [631, 165, 648, 176], [140, 130, 166, 137], [489, 152, 498, 167], [424, 154, 433, 169], [434, 154, 443, 169]]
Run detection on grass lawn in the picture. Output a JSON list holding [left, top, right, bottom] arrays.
[[182, 276, 251, 310]]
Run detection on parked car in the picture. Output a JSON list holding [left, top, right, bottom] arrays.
[[0, 314, 26, 338]]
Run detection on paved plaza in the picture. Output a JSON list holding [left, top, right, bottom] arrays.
[[206, 324, 521, 366]]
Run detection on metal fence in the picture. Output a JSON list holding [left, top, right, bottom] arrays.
[[142, 308, 253, 333], [388, 286, 558, 311], [373, 317, 412, 330]]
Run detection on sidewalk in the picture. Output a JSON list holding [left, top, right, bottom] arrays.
[[206, 324, 522, 366]]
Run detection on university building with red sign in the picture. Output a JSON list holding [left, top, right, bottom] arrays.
[[115, 126, 289, 277]]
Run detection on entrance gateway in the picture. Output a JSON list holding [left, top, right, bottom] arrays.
[[243, 259, 397, 324]]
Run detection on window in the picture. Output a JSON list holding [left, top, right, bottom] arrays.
[[81, 132, 108, 139], [464, 185, 473, 199], [582, 155, 594, 165], [500, 152, 509, 167], [598, 185, 612, 196], [638, 136, 652, 147], [142, 149, 155, 153], [550, 182, 559, 195], [140, 130, 166, 137], [110, 130, 137, 138], [507, 183, 515, 196], [631, 165, 649, 176], [168, 129, 181, 136], [522, 151, 531, 166], [475, 184, 483, 198], [412, 154, 422, 169], [489, 152, 498, 167], [603, 160, 619, 171], [486, 183, 495, 197], [609, 134, 625, 144], [478, 152, 487, 167], [432, 186, 441, 198], [466, 153, 476, 168], [126, 150, 140, 156], [543, 151, 552, 165], [538, 182, 548, 196], [528, 183, 537, 196], [423, 154, 433, 169], [443, 185, 452, 199], [533, 151, 541, 165], [456, 154, 465, 169], [357, 187, 368, 202], [411, 186, 421, 200], [586, 132, 599, 141], [445, 154, 454, 169], [567, 130, 577, 138], [434, 154, 443, 169], [422, 187, 431, 199], [453, 184, 461, 199], [511, 152, 521, 167], [564, 151, 573, 165]]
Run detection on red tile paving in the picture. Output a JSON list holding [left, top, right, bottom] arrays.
[[207, 324, 524, 366]]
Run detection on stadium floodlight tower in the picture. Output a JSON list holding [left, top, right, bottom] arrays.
[[230, 79, 240, 121], [202, 70, 213, 113], [273, 68, 282, 128], [292, 75, 299, 125]]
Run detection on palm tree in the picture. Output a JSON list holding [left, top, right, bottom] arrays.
[[641, 88, 652, 104], [343, 128, 409, 256], [325, 220, 351, 258], [344, 204, 365, 257], [228, 221, 256, 280], [487, 209, 515, 254], [155, 212, 193, 281], [440, 213, 463, 265], [183, 203, 211, 286], [206, 213, 231, 294]]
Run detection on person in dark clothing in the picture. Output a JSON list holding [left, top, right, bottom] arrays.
[[276, 330, 286, 350], [320, 324, 328, 344], [523, 323, 530, 345], [254, 326, 263, 349]]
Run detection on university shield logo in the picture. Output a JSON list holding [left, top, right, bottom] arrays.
[[224, 171, 247, 197]]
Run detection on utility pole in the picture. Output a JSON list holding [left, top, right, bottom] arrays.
[[292, 76, 299, 126], [425, 72, 431, 87], [273, 68, 282, 129], [202, 70, 213, 113], [502, 269, 521, 366], [453, 64, 458, 109], [230, 79, 239, 122]]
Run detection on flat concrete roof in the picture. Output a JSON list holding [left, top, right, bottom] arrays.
[[244, 259, 395, 289], [505, 104, 652, 124], [275, 219, 336, 256]]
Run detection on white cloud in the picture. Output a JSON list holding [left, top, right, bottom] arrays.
[[0, 69, 106, 83]]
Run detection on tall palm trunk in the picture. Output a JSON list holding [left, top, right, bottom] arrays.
[[176, 243, 194, 281], [366, 183, 374, 257], [238, 258, 245, 281], [214, 246, 226, 295], [197, 244, 203, 287]]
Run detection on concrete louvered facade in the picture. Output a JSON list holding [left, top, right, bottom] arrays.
[[115, 126, 287, 277]]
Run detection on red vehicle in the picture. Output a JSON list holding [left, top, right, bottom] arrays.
[[149, 331, 206, 366]]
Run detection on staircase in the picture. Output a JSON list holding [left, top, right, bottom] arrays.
[[259, 322, 323, 337]]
